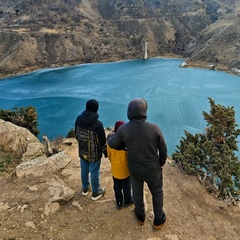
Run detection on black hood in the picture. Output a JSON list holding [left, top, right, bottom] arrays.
[[78, 110, 99, 127], [127, 98, 147, 121]]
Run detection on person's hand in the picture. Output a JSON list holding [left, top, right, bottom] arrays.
[[160, 159, 166, 167], [107, 132, 114, 139], [102, 145, 107, 158]]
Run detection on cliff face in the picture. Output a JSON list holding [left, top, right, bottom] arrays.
[[0, 0, 239, 78], [183, 10, 240, 71]]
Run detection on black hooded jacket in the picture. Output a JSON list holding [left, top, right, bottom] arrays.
[[107, 98, 167, 176], [75, 110, 106, 161]]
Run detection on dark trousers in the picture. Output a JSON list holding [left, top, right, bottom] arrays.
[[113, 176, 132, 204], [131, 168, 163, 220]]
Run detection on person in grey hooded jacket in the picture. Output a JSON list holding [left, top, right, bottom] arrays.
[[107, 98, 167, 230]]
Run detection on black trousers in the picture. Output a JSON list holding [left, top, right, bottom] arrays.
[[113, 176, 132, 204], [131, 168, 163, 220]]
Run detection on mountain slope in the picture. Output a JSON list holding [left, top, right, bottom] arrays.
[[0, 0, 239, 78], [184, 1, 240, 72]]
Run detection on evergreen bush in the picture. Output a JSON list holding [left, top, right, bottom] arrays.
[[67, 128, 75, 138], [172, 98, 240, 200], [0, 106, 40, 136]]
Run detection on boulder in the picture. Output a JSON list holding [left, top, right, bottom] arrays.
[[21, 142, 46, 161], [16, 151, 72, 178], [0, 119, 39, 157], [46, 177, 75, 202], [47, 151, 72, 171], [16, 155, 49, 178], [44, 202, 61, 216]]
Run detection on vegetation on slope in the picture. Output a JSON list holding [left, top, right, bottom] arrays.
[[172, 98, 240, 202]]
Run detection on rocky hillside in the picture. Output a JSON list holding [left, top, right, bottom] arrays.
[[184, 0, 240, 72], [0, 0, 239, 78], [0, 119, 240, 240]]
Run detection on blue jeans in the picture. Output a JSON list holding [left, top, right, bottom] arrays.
[[80, 158, 101, 193]]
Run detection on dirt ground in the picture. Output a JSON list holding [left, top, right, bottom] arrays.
[[0, 140, 239, 240]]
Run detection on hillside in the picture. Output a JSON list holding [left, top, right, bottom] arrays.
[[0, 0, 239, 78], [0, 139, 240, 240], [184, 2, 240, 72]]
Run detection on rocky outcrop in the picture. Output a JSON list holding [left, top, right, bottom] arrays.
[[0, 0, 239, 78], [14, 149, 75, 208], [0, 119, 39, 157], [0, 119, 76, 206], [183, 7, 240, 73], [46, 176, 75, 202], [21, 142, 46, 161], [16, 151, 72, 178]]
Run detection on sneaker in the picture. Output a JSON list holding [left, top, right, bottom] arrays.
[[124, 197, 134, 207], [153, 212, 166, 231], [91, 187, 105, 201], [116, 201, 123, 210], [134, 208, 145, 226], [82, 187, 90, 196]]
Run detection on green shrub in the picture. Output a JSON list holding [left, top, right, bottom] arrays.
[[0, 152, 21, 175], [67, 128, 75, 138], [0, 106, 40, 136], [172, 98, 240, 200]]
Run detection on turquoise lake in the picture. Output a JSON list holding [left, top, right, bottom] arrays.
[[0, 58, 240, 157]]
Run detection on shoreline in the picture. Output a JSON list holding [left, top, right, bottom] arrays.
[[184, 60, 240, 77], [0, 56, 239, 80]]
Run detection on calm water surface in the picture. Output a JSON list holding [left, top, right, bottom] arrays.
[[0, 58, 240, 157]]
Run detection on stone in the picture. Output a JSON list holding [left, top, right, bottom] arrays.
[[25, 221, 36, 229], [16, 155, 49, 178], [20, 204, 28, 213], [165, 235, 179, 240], [47, 151, 72, 171], [0, 119, 39, 157], [44, 202, 60, 216], [46, 177, 75, 202], [0, 202, 10, 212], [72, 201, 83, 211], [16, 151, 72, 178], [21, 142, 46, 161], [28, 185, 39, 192]]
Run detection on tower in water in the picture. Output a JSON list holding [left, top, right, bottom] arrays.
[[144, 42, 148, 60]]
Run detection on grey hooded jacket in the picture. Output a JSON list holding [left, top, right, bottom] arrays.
[[107, 98, 167, 176]]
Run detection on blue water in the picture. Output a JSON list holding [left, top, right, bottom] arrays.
[[0, 58, 240, 157]]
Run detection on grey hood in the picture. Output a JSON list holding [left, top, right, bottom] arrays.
[[127, 98, 147, 121]]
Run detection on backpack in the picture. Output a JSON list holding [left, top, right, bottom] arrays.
[[77, 127, 102, 162]]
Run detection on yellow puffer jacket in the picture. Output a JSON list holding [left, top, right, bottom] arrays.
[[107, 145, 130, 179]]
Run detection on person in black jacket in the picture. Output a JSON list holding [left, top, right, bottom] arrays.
[[75, 99, 107, 201], [107, 98, 167, 230]]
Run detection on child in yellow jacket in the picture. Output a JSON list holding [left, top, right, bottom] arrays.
[[107, 120, 133, 209]]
